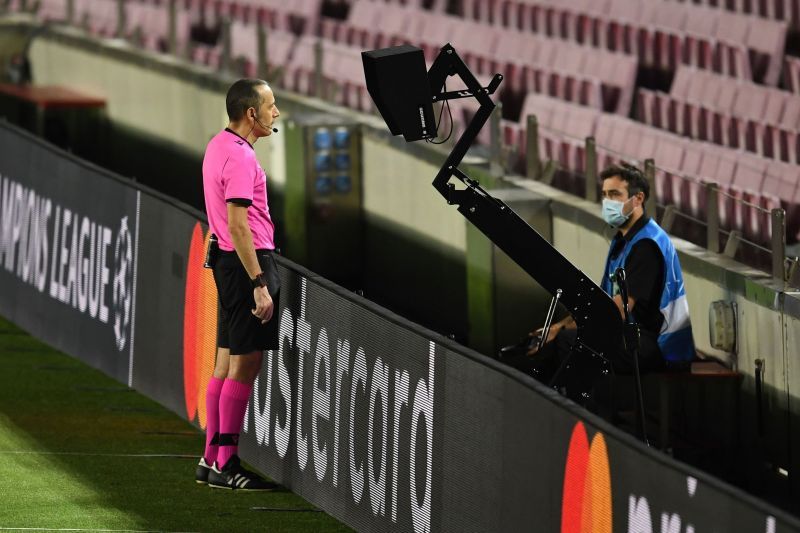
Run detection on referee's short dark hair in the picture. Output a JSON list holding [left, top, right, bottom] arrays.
[[600, 163, 649, 202], [226, 79, 270, 122]]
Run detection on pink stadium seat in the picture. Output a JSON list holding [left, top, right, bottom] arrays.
[[38, 0, 67, 21], [669, 64, 694, 100], [709, 82, 738, 145], [730, 153, 768, 236], [450, 20, 499, 75], [491, 29, 529, 91], [684, 144, 716, 217], [529, 36, 558, 68], [653, 135, 685, 206], [715, 11, 750, 53], [647, 2, 687, 70], [779, 96, 800, 131], [550, 46, 585, 102], [732, 153, 767, 190], [341, 2, 382, 46], [785, 56, 800, 95], [763, 161, 800, 198], [606, 115, 628, 154], [593, 114, 616, 169], [762, 89, 786, 127], [324, 43, 371, 111], [264, 31, 297, 85], [714, 151, 738, 229], [558, 104, 598, 171], [636, 129, 659, 163], [74, 0, 119, 37], [733, 84, 767, 152], [371, 4, 414, 49], [604, 0, 643, 54], [464, 0, 500, 24], [580, 0, 613, 48], [763, 162, 800, 244], [622, 122, 644, 161], [415, 13, 460, 62], [230, 20, 258, 73], [286, 36, 318, 95], [683, 6, 718, 69], [717, 41, 752, 82], [636, 88, 662, 128], [745, 19, 787, 85], [581, 49, 637, 114], [558, 0, 595, 44]]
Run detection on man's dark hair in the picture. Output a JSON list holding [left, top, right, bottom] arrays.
[[599, 163, 649, 201], [225, 78, 269, 121]]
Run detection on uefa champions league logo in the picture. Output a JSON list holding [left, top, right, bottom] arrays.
[[112, 216, 133, 351]]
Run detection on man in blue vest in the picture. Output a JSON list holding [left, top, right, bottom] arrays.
[[526, 163, 695, 380]]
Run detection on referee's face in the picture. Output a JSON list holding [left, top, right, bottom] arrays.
[[254, 86, 280, 137]]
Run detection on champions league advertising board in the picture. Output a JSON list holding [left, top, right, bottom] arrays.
[[0, 126, 139, 384]]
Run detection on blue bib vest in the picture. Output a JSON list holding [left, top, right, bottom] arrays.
[[600, 219, 695, 363]]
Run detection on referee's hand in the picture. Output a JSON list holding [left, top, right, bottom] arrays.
[[252, 286, 274, 324]]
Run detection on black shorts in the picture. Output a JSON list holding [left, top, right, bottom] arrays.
[[213, 249, 281, 354]]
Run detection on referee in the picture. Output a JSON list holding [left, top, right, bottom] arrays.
[[195, 79, 280, 490]]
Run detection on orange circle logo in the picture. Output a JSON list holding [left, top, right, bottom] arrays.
[[561, 421, 613, 533], [183, 222, 218, 429]]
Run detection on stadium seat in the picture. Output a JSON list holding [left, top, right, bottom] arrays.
[[746, 19, 787, 85], [324, 42, 372, 111], [37, 0, 67, 21], [680, 143, 711, 217], [785, 56, 800, 95], [74, 0, 119, 37]]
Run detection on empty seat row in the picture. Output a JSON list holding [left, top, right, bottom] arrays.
[[638, 66, 800, 163], [322, 2, 637, 114], [185, 0, 321, 34], [662, 0, 800, 31], [507, 93, 800, 244], [458, 0, 787, 84], [73, 0, 120, 37], [126, 2, 192, 52], [25, 0, 193, 52], [192, 24, 296, 83], [36, 0, 67, 21]]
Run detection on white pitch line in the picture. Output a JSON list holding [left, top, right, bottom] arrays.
[[0, 451, 196, 458], [0, 528, 197, 533]]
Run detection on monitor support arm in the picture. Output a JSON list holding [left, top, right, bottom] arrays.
[[426, 43, 623, 362]]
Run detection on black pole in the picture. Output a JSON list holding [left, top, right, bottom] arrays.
[[616, 267, 649, 446]]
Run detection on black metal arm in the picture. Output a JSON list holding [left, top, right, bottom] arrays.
[[427, 43, 623, 361]]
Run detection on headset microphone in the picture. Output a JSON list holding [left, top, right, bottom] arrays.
[[252, 112, 277, 134]]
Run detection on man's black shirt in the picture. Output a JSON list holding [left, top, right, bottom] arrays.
[[609, 216, 665, 337]]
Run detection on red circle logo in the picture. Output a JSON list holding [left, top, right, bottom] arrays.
[[182, 223, 218, 429], [561, 421, 613, 533]]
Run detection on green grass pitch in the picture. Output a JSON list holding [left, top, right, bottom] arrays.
[[0, 316, 352, 533]]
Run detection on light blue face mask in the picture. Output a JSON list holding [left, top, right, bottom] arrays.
[[602, 198, 632, 228]]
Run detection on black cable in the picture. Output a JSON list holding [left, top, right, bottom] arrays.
[[426, 81, 453, 145]]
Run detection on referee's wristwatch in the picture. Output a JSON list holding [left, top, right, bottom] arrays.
[[251, 272, 268, 289]]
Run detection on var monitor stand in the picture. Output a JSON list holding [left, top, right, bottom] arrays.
[[426, 43, 623, 403]]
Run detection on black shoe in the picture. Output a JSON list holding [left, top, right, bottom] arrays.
[[196, 457, 212, 484], [208, 455, 279, 491]]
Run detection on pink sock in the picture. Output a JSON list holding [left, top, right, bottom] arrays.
[[203, 376, 225, 464], [216, 378, 253, 469]]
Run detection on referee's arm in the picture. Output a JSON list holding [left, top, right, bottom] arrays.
[[227, 203, 274, 324]]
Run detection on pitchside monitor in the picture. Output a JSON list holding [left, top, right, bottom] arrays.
[[362, 45, 436, 142]]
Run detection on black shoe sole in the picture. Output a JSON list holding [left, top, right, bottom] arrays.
[[207, 482, 276, 492]]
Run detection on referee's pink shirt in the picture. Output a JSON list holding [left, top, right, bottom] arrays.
[[202, 129, 275, 252]]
